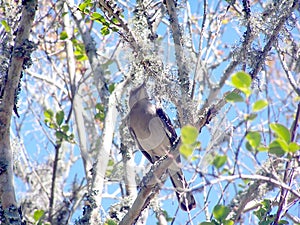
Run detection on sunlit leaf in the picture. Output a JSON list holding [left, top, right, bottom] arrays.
[[288, 142, 300, 153], [33, 209, 44, 222], [91, 12, 102, 19], [75, 53, 88, 61], [44, 109, 54, 120], [111, 17, 119, 24], [230, 71, 252, 97], [257, 146, 268, 152], [179, 144, 193, 159], [181, 125, 198, 145], [91, 12, 107, 24], [49, 122, 57, 129], [78, 0, 91, 12], [213, 205, 230, 221], [252, 99, 268, 112], [246, 131, 261, 149], [78, 2, 86, 11], [276, 139, 289, 152], [270, 123, 291, 143], [101, 26, 110, 36], [224, 220, 234, 225], [60, 31, 68, 40], [1, 20, 11, 33]]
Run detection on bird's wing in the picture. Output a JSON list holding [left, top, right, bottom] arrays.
[[156, 107, 178, 146], [128, 126, 155, 164]]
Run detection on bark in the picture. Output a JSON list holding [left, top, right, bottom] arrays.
[[0, 0, 37, 223]]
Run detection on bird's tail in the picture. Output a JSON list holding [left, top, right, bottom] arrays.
[[169, 169, 196, 211]]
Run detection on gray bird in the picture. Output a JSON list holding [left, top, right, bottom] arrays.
[[127, 83, 196, 211]]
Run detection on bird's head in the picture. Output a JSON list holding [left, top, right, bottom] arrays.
[[129, 83, 149, 108]]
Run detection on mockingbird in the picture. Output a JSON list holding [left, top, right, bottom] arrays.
[[127, 83, 196, 211]]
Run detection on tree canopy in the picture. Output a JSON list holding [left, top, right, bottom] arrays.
[[0, 0, 299, 224]]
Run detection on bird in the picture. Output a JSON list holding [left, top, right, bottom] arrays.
[[127, 83, 196, 211]]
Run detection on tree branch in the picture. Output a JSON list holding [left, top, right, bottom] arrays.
[[0, 0, 37, 207], [90, 79, 129, 224]]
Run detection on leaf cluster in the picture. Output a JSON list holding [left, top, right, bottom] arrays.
[[44, 109, 75, 144]]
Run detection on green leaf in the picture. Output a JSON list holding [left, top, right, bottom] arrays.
[[104, 219, 117, 225], [261, 199, 271, 209], [108, 83, 115, 94], [276, 139, 289, 152], [181, 125, 198, 145], [95, 103, 105, 121], [61, 124, 69, 132], [270, 123, 291, 143], [246, 131, 261, 149], [78, 2, 86, 11], [33, 209, 44, 222], [105, 159, 115, 177], [95, 112, 105, 121], [55, 131, 66, 140], [231, 71, 252, 97], [269, 140, 285, 156], [111, 26, 119, 32], [78, 0, 91, 12], [252, 99, 268, 112], [75, 53, 88, 61], [49, 122, 57, 129], [101, 26, 110, 36], [67, 133, 75, 143], [1, 20, 11, 33], [257, 146, 268, 152], [223, 220, 234, 225], [60, 31, 68, 40], [92, 13, 107, 24], [225, 92, 244, 102], [245, 113, 257, 121], [44, 109, 54, 120], [96, 103, 104, 111], [278, 220, 289, 225], [179, 144, 193, 159], [212, 155, 227, 169], [245, 141, 253, 151], [111, 17, 119, 24], [288, 142, 300, 153], [91, 12, 102, 19], [161, 210, 174, 222], [213, 205, 230, 221], [56, 110, 64, 126], [199, 222, 215, 225]]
